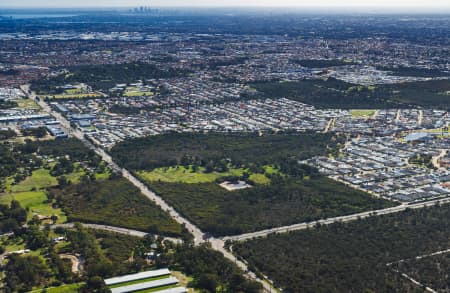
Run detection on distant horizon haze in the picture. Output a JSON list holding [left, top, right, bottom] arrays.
[[1, 0, 450, 10]]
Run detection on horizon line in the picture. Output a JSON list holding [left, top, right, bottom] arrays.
[[1, 5, 450, 10]]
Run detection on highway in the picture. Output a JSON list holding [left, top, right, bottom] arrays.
[[222, 197, 450, 242], [27, 88, 276, 293]]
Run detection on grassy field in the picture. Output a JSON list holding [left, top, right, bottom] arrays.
[[123, 91, 154, 97], [16, 98, 40, 110], [248, 173, 271, 185], [30, 283, 84, 293], [9, 168, 57, 193], [350, 109, 376, 118], [52, 93, 102, 99], [137, 165, 248, 184], [0, 165, 100, 223], [0, 191, 67, 223], [138, 285, 180, 292], [6, 164, 106, 193], [108, 275, 171, 288], [171, 271, 197, 293], [137, 165, 273, 185]]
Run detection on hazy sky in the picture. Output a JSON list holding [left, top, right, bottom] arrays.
[[2, 0, 450, 8]]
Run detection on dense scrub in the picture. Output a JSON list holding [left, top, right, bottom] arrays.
[[376, 66, 450, 77], [49, 178, 183, 237], [31, 62, 188, 93], [111, 132, 344, 171], [25, 138, 98, 163], [112, 132, 392, 236], [234, 204, 450, 293], [293, 59, 357, 68], [169, 243, 262, 293], [392, 252, 450, 292], [252, 78, 450, 109], [150, 177, 394, 236]]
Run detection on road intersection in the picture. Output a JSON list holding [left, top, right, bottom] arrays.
[[29, 87, 450, 293]]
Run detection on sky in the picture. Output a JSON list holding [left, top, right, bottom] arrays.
[[1, 0, 450, 9]]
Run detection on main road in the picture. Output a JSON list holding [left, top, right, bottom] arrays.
[[26, 87, 275, 293], [222, 197, 450, 242]]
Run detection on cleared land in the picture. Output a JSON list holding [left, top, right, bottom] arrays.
[[137, 165, 270, 184], [16, 98, 40, 110], [350, 109, 376, 118]]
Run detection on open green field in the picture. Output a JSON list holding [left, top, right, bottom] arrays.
[[52, 93, 102, 99], [108, 275, 172, 288], [64, 88, 83, 94], [137, 284, 180, 292], [30, 283, 84, 293], [123, 91, 154, 97], [5, 166, 87, 193], [9, 168, 57, 193], [137, 165, 251, 184], [350, 109, 376, 118], [16, 98, 40, 110], [0, 191, 67, 223], [0, 164, 100, 224], [248, 173, 271, 184]]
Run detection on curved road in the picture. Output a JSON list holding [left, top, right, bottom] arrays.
[[51, 223, 182, 244]]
